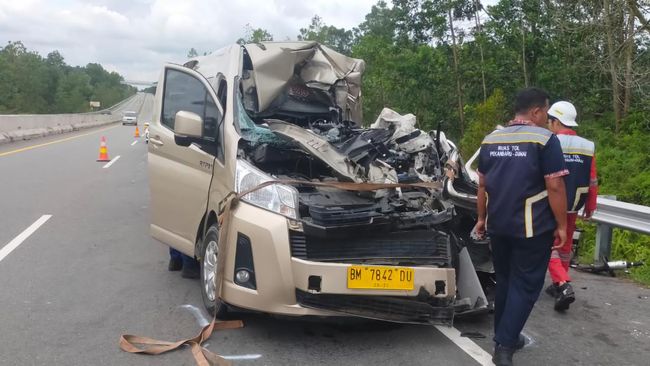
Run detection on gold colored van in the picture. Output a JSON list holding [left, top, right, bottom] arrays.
[[148, 42, 490, 325]]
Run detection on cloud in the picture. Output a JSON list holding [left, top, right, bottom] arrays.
[[0, 0, 377, 82]]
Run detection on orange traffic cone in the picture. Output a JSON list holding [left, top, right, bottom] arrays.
[[97, 136, 110, 162], [134, 126, 140, 138]]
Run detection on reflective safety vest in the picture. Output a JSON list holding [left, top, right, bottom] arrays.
[[556, 131, 595, 213], [478, 121, 568, 238]]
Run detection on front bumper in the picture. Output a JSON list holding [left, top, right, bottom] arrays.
[[291, 257, 455, 325], [219, 202, 457, 325], [295, 289, 455, 325]]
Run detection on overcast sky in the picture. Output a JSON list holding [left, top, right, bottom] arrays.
[[0, 0, 378, 82]]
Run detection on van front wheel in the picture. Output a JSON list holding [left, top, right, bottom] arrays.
[[200, 225, 227, 318]]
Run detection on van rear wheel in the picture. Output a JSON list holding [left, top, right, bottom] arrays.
[[200, 225, 227, 318]]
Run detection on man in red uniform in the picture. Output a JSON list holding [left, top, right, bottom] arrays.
[[545, 101, 598, 311]]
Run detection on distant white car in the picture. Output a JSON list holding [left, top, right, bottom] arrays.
[[122, 111, 138, 125]]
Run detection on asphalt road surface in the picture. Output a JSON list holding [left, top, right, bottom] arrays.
[[1, 93, 649, 366]]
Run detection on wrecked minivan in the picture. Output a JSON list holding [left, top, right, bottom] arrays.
[[148, 42, 490, 326]]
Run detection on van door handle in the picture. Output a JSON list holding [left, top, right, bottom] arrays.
[[150, 136, 164, 146]]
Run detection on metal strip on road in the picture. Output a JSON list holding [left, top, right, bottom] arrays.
[[0, 215, 52, 264], [103, 155, 121, 169], [131, 140, 138, 146], [222, 354, 262, 360], [0, 124, 121, 158], [434, 325, 495, 366]]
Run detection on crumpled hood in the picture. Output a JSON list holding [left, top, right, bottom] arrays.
[[266, 119, 397, 186], [243, 42, 365, 124], [265, 107, 442, 187]]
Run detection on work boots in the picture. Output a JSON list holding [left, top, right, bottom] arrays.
[[168, 257, 182, 271], [554, 283, 575, 311], [493, 344, 515, 366], [168, 254, 200, 279], [180, 256, 200, 279], [492, 335, 525, 366], [545, 283, 558, 297]]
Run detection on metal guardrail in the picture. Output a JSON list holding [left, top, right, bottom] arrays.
[[590, 197, 650, 262]]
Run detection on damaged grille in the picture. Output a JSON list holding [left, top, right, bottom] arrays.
[[295, 289, 454, 325], [290, 230, 450, 265], [308, 204, 381, 226]]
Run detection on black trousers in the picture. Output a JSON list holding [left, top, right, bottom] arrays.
[[491, 231, 553, 347], [169, 248, 199, 269]]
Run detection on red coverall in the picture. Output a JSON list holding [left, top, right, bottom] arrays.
[[548, 129, 598, 284]]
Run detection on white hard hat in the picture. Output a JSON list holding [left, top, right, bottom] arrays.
[[548, 101, 578, 127]]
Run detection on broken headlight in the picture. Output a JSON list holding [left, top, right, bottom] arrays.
[[235, 159, 299, 219]]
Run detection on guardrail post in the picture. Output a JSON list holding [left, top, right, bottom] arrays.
[[593, 195, 617, 263], [594, 223, 613, 262]]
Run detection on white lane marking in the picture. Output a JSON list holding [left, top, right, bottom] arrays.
[[434, 325, 494, 366], [222, 354, 262, 360], [179, 304, 210, 327], [131, 140, 138, 146], [102, 155, 121, 169], [0, 215, 52, 263]]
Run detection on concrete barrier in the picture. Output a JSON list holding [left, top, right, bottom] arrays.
[[0, 94, 142, 145]]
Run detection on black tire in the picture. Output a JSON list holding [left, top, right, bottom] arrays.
[[199, 225, 228, 318]]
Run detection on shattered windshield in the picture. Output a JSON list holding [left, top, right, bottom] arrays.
[[235, 92, 292, 148]]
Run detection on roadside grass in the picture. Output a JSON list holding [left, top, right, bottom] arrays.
[[576, 223, 650, 286]]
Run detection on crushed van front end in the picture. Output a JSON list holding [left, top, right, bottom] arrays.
[[219, 200, 457, 325], [184, 42, 491, 324]]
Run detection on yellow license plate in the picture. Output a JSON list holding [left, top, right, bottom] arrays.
[[347, 266, 414, 290]]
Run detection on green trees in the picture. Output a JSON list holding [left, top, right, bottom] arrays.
[[298, 15, 354, 55], [187, 48, 199, 58], [460, 89, 506, 158], [351, 0, 467, 136], [0, 41, 52, 113], [236, 24, 274, 45], [53, 68, 92, 113], [342, 0, 650, 138], [0, 41, 136, 114]]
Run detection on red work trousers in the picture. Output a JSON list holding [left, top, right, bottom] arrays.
[[548, 213, 578, 284]]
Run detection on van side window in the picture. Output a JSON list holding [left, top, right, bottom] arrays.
[[162, 69, 222, 140]]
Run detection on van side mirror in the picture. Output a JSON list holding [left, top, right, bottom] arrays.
[[174, 111, 203, 146]]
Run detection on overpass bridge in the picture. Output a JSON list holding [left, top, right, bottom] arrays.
[[122, 80, 157, 87]]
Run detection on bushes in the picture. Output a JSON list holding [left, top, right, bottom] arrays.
[[460, 89, 507, 158], [579, 114, 650, 207], [576, 114, 650, 285]]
